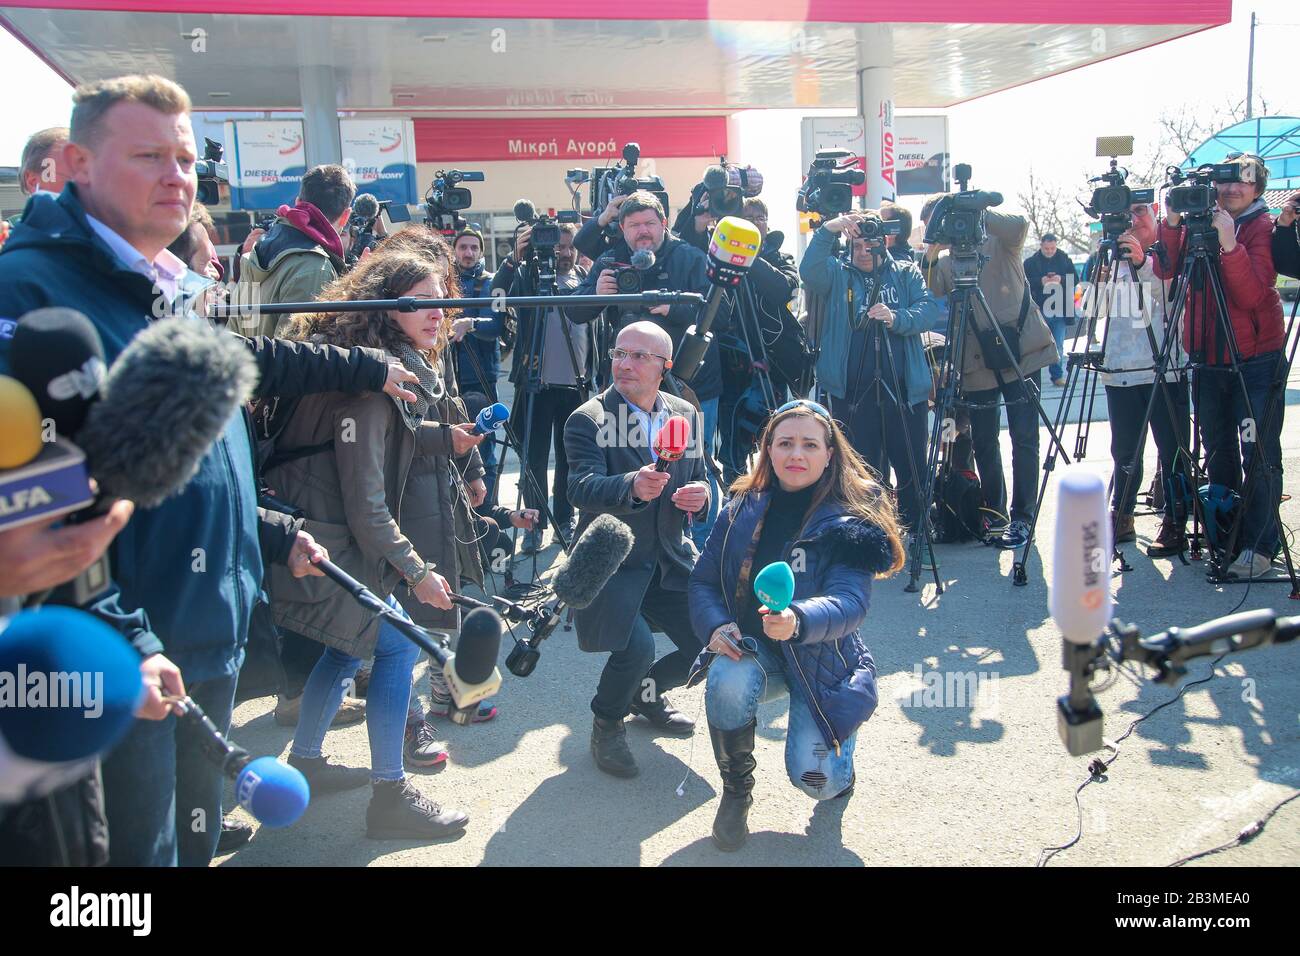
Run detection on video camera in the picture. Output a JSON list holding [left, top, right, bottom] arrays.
[[700, 161, 764, 218], [424, 168, 485, 235], [572, 143, 669, 230], [1165, 162, 1245, 220], [513, 199, 580, 259], [196, 138, 229, 206], [921, 163, 1003, 257], [1083, 136, 1155, 241], [797, 149, 865, 220], [346, 194, 412, 265]]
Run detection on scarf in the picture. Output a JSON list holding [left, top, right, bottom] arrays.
[[276, 199, 345, 262], [390, 340, 444, 432]]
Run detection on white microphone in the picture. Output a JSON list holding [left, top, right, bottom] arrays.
[[1050, 466, 1113, 646]]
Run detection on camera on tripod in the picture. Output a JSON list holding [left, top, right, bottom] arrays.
[[1083, 137, 1155, 240], [513, 200, 580, 259], [424, 168, 485, 234], [797, 149, 865, 219], [921, 163, 1003, 255], [346, 194, 412, 265], [700, 160, 764, 218], [195, 138, 229, 206], [580, 143, 669, 229], [1165, 162, 1245, 220]]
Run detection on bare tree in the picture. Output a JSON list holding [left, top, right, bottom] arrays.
[[1130, 95, 1278, 188], [1016, 167, 1091, 256]]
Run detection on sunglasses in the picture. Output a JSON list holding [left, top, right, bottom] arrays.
[[775, 399, 832, 420]]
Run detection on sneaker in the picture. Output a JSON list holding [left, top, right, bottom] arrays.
[[425, 701, 498, 723], [995, 520, 1030, 550], [217, 816, 253, 853], [273, 693, 366, 728], [1225, 548, 1273, 580], [286, 753, 371, 793], [403, 719, 449, 769], [366, 777, 469, 840]]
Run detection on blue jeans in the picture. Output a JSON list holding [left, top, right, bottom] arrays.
[[691, 396, 720, 549], [1048, 317, 1069, 381], [478, 435, 500, 505], [101, 670, 239, 866], [1193, 352, 1286, 557], [290, 596, 420, 782], [705, 639, 857, 800]]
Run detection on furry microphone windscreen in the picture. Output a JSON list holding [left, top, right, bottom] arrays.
[[76, 319, 258, 508], [456, 608, 504, 685], [552, 514, 635, 609]]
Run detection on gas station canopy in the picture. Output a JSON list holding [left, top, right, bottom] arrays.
[[2, 1, 1230, 112]]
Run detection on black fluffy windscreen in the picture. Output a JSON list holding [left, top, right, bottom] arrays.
[[456, 608, 504, 685], [77, 319, 258, 508], [552, 514, 635, 609]]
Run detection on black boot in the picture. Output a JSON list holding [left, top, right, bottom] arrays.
[[365, 777, 469, 840], [709, 720, 756, 851], [591, 716, 638, 778], [629, 693, 696, 736]]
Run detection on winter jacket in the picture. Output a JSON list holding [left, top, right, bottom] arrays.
[[566, 233, 730, 401], [1154, 201, 1283, 365], [799, 225, 942, 406], [686, 492, 894, 753], [1274, 220, 1300, 280], [922, 210, 1059, 392], [453, 262, 509, 397], [563, 387, 708, 653], [1097, 254, 1186, 388], [1023, 249, 1077, 312], [229, 216, 344, 338]]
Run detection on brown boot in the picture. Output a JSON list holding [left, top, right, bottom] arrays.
[[1146, 516, 1188, 557], [1111, 511, 1136, 543]]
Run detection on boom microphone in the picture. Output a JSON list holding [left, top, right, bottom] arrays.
[[514, 198, 537, 223], [551, 514, 635, 609], [8, 308, 106, 438], [174, 697, 309, 828], [702, 164, 729, 195], [630, 248, 656, 273], [353, 193, 380, 220], [653, 414, 690, 472], [473, 401, 510, 436], [77, 318, 258, 507], [0, 607, 145, 804], [441, 607, 504, 726]]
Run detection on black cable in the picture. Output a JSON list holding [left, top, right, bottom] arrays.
[[1167, 791, 1299, 867]]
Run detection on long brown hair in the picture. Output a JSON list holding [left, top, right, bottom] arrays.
[[729, 404, 905, 577], [285, 236, 458, 359]]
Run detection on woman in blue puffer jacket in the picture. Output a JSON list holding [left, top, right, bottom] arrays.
[[686, 399, 904, 851]]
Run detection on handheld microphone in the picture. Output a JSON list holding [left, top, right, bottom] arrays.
[[653, 414, 691, 472], [1050, 466, 1112, 756], [552, 514, 635, 609], [0, 376, 44, 470], [754, 561, 796, 612], [0, 607, 145, 804], [441, 608, 504, 726], [8, 308, 107, 438], [675, 215, 762, 384], [473, 402, 510, 436], [174, 697, 309, 828]]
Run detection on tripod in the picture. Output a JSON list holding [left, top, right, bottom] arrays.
[[1163, 218, 1298, 593], [918, 249, 1073, 594], [718, 279, 783, 484]]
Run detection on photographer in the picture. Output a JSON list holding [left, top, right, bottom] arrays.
[[1273, 191, 1300, 280], [448, 226, 510, 502], [1154, 154, 1285, 578], [1023, 232, 1077, 386], [920, 201, 1059, 549], [880, 201, 916, 263], [800, 211, 941, 555], [230, 164, 356, 338], [494, 220, 589, 552], [1097, 202, 1192, 556]]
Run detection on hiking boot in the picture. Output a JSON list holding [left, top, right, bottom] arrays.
[[403, 719, 449, 769], [1146, 517, 1188, 557], [709, 720, 756, 852], [1112, 511, 1136, 544], [286, 753, 370, 793], [365, 777, 469, 840], [628, 694, 695, 737], [591, 716, 638, 778]]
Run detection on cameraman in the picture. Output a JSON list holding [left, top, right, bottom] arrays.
[[493, 220, 590, 551], [1154, 154, 1285, 578], [800, 211, 941, 551], [230, 163, 355, 338], [1274, 191, 1300, 279], [920, 201, 1059, 549], [448, 225, 510, 502], [880, 201, 916, 263]]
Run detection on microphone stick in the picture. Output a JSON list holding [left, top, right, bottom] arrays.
[[314, 559, 450, 666]]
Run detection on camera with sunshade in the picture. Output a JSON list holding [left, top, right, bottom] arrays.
[[699, 161, 764, 218], [922, 163, 1002, 258], [512, 199, 580, 259], [424, 168, 485, 235], [797, 149, 866, 220], [575, 143, 669, 233], [195, 138, 229, 206], [1083, 137, 1155, 240]]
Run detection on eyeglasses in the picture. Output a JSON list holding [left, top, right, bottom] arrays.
[[609, 347, 669, 365], [776, 399, 832, 420]]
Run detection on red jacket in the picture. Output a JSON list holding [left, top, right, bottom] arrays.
[[1154, 207, 1283, 365]]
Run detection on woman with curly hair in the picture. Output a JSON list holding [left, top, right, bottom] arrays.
[[686, 399, 905, 851], [265, 243, 485, 840]]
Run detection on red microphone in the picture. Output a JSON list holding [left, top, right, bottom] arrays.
[[653, 414, 691, 472]]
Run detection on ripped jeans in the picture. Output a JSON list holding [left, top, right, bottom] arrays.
[[704, 637, 857, 799]]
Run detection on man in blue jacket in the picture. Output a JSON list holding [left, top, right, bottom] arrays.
[[0, 74, 376, 866], [800, 212, 942, 556]]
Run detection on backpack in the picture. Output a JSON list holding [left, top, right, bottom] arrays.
[[931, 431, 983, 543]]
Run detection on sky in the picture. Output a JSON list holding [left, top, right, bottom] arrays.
[[3, 1, 1296, 237]]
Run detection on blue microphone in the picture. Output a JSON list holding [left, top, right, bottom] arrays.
[[174, 698, 309, 828], [473, 402, 510, 436], [0, 606, 145, 803]]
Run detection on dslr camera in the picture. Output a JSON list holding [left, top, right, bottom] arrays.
[[797, 149, 866, 219], [424, 168, 485, 234], [922, 163, 1003, 257]]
